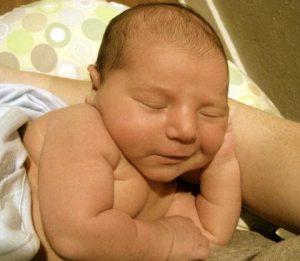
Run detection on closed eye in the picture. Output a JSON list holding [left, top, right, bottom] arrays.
[[199, 110, 228, 119], [198, 102, 229, 119], [135, 98, 167, 110], [139, 98, 167, 110]]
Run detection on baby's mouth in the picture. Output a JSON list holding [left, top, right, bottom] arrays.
[[165, 155, 190, 160], [156, 154, 192, 165]]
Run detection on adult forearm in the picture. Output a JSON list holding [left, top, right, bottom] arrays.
[[230, 99, 300, 233], [0, 65, 90, 105]]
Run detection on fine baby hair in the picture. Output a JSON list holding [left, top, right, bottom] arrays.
[[96, 3, 227, 81]]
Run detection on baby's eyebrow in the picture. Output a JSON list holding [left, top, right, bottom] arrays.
[[199, 98, 229, 109]]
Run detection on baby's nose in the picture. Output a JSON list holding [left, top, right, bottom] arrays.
[[165, 108, 197, 144]]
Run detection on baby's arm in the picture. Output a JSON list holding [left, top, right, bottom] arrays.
[[38, 104, 208, 261], [195, 122, 241, 246]]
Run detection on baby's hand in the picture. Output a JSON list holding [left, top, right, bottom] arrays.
[[208, 117, 237, 168], [197, 115, 241, 246], [159, 216, 209, 261]]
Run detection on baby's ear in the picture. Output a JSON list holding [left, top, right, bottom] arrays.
[[88, 64, 101, 90], [86, 64, 101, 105]]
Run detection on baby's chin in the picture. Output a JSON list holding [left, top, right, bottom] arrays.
[[137, 160, 210, 183], [132, 163, 181, 182]]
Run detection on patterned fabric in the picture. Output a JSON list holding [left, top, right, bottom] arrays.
[[0, 0, 127, 79]]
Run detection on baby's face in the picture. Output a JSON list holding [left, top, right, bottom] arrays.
[[93, 42, 229, 182]]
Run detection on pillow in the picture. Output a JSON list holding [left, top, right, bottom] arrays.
[[227, 61, 281, 116], [0, 0, 281, 117], [0, 0, 127, 79]]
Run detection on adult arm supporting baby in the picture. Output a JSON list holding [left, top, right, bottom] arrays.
[[229, 99, 300, 234], [0, 64, 90, 105]]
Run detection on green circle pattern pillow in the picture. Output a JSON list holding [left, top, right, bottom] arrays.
[[0, 0, 127, 79], [0, 0, 281, 117]]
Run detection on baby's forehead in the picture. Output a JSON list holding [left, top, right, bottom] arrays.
[[122, 36, 223, 62]]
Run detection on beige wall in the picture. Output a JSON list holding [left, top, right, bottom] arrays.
[[187, 0, 300, 121]]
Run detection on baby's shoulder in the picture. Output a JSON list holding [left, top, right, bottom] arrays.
[[49, 103, 101, 121], [46, 104, 106, 133], [53, 104, 120, 162], [24, 104, 120, 167], [24, 104, 97, 139]]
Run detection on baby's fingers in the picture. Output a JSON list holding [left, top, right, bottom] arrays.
[[191, 233, 209, 260], [209, 123, 237, 167]]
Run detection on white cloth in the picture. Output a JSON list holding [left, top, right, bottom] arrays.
[[0, 83, 65, 119], [0, 84, 65, 261]]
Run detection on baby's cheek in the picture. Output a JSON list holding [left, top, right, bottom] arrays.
[[201, 131, 225, 158]]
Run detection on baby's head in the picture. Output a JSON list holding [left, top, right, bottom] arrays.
[[89, 3, 229, 182], [95, 3, 226, 82]]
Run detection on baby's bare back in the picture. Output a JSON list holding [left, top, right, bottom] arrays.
[[23, 105, 199, 260]]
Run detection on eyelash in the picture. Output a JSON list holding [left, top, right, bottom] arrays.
[[135, 97, 226, 117], [140, 100, 167, 110], [199, 111, 226, 119], [133, 96, 167, 110]]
